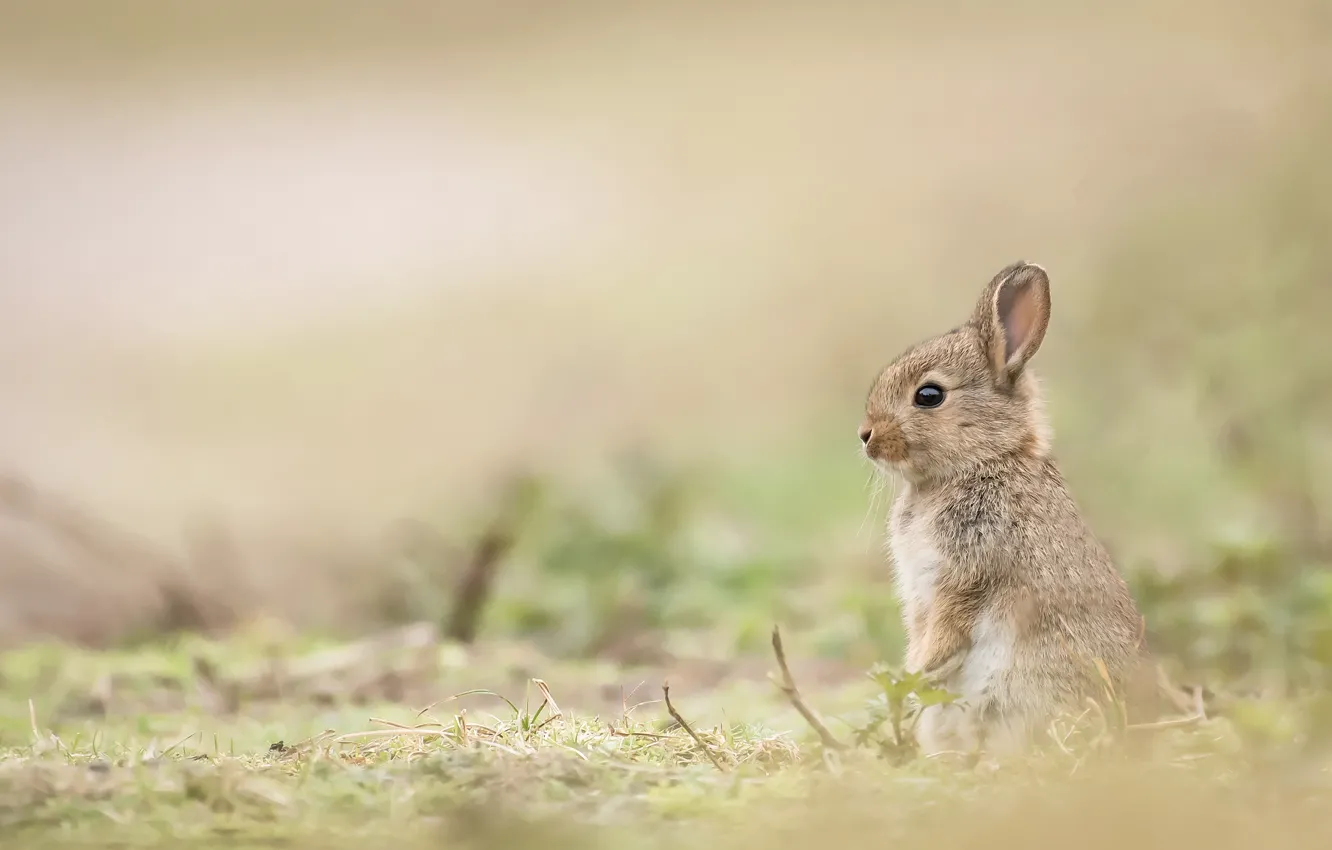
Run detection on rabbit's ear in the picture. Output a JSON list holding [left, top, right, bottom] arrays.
[[973, 262, 1050, 385]]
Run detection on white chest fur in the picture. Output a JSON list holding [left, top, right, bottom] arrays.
[[915, 609, 1020, 756], [957, 610, 1016, 697], [887, 496, 943, 616]]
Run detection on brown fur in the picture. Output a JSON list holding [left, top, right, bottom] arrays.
[[860, 262, 1145, 755]]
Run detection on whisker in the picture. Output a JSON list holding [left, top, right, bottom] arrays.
[[858, 458, 891, 540]]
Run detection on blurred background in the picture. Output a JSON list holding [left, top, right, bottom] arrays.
[[2, 0, 1331, 693]]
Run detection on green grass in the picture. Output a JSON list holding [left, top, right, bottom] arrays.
[[2, 630, 1330, 849], [0, 631, 833, 845]]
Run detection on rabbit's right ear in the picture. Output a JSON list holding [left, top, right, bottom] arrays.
[[971, 262, 1051, 387]]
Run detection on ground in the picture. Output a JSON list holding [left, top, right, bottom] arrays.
[[3, 623, 1331, 849]]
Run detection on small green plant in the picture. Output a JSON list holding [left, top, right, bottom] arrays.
[[857, 664, 960, 764]]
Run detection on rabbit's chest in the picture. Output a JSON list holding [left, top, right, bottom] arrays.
[[888, 501, 944, 611]]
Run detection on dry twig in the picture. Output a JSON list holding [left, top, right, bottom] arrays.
[[662, 681, 727, 772], [446, 526, 514, 644], [446, 475, 536, 644], [768, 626, 846, 751]]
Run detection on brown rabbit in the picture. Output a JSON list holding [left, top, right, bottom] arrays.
[[859, 261, 1146, 756]]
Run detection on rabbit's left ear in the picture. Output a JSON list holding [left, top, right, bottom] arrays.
[[973, 262, 1050, 386]]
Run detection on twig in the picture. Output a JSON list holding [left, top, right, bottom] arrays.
[[446, 528, 513, 644], [662, 681, 727, 772], [446, 475, 536, 644], [768, 626, 846, 751]]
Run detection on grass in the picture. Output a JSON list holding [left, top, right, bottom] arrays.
[[3, 624, 1331, 849], [0, 629, 830, 845]]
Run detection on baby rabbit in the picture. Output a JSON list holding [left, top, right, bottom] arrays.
[[859, 261, 1144, 757]]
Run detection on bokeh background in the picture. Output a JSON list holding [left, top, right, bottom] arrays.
[[3, 0, 1331, 693]]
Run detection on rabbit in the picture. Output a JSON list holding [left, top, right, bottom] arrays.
[[858, 261, 1147, 757]]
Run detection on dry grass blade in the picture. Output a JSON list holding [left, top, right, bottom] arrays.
[[28, 698, 41, 741], [662, 681, 727, 772], [1126, 714, 1208, 734], [531, 679, 563, 730], [1128, 676, 1207, 734], [370, 716, 443, 731], [334, 729, 448, 744], [768, 626, 846, 751]]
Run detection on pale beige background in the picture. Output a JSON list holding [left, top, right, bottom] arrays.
[[0, 1, 1327, 637]]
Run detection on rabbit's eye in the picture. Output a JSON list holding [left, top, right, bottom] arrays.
[[913, 383, 946, 408]]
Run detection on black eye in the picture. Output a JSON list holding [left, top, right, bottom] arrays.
[[913, 383, 945, 408]]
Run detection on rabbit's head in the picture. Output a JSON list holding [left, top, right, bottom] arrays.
[[860, 262, 1054, 483]]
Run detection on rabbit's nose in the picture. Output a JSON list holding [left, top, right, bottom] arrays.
[[858, 425, 873, 446]]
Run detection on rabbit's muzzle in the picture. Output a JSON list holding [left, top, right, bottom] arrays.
[[860, 417, 908, 467]]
